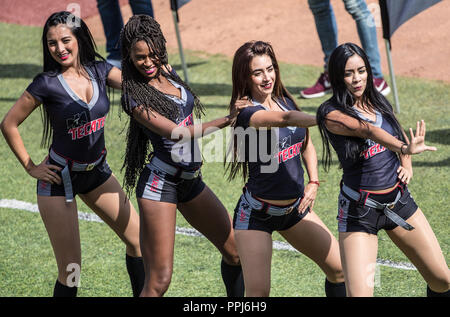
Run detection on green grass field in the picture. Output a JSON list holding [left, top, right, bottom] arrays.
[[0, 22, 448, 297]]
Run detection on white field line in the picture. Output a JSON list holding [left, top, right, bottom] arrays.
[[0, 198, 417, 271]]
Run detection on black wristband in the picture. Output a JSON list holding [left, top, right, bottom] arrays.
[[400, 144, 407, 155]]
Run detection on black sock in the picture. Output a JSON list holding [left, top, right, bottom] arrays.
[[126, 254, 145, 297], [221, 259, 245, 297], [53, 279, 77, 297], [325, 278, 346, 297], [427, 285, 450, 297]]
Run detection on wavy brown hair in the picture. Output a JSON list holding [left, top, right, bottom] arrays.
[[225, 40, 308, 181]]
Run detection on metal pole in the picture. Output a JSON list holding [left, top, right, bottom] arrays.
[[384, 39, 400, 113], [172, 10, 189, 84]]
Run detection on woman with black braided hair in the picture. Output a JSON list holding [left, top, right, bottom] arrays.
[[119, 15, 247, 297]]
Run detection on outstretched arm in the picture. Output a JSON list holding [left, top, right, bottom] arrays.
[[324, 110, 436, 155], [249, 109, 316, 129], [131, 98, 250, 142]]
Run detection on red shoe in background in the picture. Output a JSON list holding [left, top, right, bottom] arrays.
[[300, 72, 331, 99], [374, 77, 391, 96]]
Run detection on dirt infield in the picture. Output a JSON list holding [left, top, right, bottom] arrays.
[[1, 0, 448, 83]]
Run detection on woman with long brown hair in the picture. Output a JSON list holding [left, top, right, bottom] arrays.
[[226, 40, 345, 297]]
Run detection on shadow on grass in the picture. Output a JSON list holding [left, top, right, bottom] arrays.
[[0, 98, 20, 103], [0, 64, 324, 105], [0, 64, 41, 79], [0, 62, 209, 80], [426, 129, 450, 145], [171, 61, 208, 72], [286, 85, 308, 94], [286, 85, 332, 97], [191, 82, 231, 96], [203, 103, 228, 109], [188, 83, 323, 100], [297, 106, 318, 113], [190, 83, 317, 98], [413, 128, 450, 166], [414, 157, 450, 167], [318, 160, 340, 167]]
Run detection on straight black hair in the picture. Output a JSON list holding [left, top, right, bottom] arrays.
[[39, 11, 105, 148], [316, 42, 406, 171]]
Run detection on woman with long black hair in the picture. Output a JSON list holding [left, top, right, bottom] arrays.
[[317, 42, 449, 297], [1, 11, 144, 297], [226, 40, 346, 297], [119, 14, 246, 297]]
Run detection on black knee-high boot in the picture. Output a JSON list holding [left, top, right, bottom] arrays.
[[126, 254, 145, 297], [53, 279, 78, 297], [325, 278, 346, 297], [427, 285, 450, 297], [220, 259, 245, 297]]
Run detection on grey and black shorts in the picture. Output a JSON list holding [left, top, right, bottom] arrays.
[[337, 182, 418, 235], [233, 190, 309, 234], [37, 156, 112, 198], [136, 162, 205, 204]]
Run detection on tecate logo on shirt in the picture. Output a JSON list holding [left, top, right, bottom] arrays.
[[67, 116, 106, 140]]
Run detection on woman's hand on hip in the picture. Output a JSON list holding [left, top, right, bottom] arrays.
[[298, 182, 318, 214], [28, 156, 62, 185]]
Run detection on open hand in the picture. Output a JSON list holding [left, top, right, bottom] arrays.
[[405, 120, 437, 155]]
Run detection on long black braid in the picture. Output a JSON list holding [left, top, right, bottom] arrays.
[[120, 14, 205, 196]]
